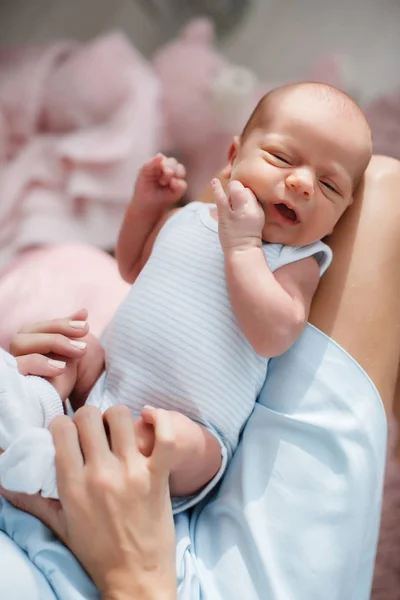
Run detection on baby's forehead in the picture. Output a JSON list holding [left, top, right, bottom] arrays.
[[247, 84, 372, 186], [270, 91, 355, 128], [254, 98, 370, 185], [263, 94, 369, 152], [259, 86, 368, 134]]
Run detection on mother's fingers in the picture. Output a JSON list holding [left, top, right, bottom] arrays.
[[51, 415, 85, 478], [72, 406, 111, 466], [17, 310, 88, 337], [15, 353, 67, 377], [10, 332, 87, 361], [103, 406, 138, 460]]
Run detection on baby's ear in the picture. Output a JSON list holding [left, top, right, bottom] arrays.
[[223, 136, 240, 179], [228, 136, 240, 163]]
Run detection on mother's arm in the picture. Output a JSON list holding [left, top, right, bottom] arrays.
[[200, 155, 400, 417], [309, 155, 400, 417]]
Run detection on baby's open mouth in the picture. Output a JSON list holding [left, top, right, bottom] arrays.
[[274, 203, 298, 222]]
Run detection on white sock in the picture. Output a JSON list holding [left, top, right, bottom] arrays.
[[0, 428, 58, 498], [0, 349, 63, 450]]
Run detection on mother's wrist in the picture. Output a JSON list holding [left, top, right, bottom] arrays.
[[102, 586, 177, 600], [101, 573, 177, 600]]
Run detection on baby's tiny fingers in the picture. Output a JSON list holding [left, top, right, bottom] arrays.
[[175, 162, 186, 179], [227, 180, 253, 211], [141, 405, 158, 426], [160, 157, 179, 185], [142, 154, 164, 177], [169, 177, 187, 196], [211, 178, 230, 211], [165, 158, 185, 179], [148, 408, 177, 477]]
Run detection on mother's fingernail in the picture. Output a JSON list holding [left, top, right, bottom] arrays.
[[70, 340, 87, 350], [48, 359, 66, 369], [69, 320, 87, 329]]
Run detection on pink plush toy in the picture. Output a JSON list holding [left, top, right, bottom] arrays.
[[152, 18, 351, 200], [152, 18, 275, 200], [0, 19, 353, 349]]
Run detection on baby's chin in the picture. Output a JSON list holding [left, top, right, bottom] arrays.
[[262, 225, 325, 247]]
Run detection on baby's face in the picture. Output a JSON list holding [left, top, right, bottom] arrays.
[[226, 95, 371, 246]]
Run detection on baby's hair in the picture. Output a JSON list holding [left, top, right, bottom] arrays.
[[241, 81, 372, 190]]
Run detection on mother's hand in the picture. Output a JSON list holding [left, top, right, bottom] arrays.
[[9, 308, 105, 409], [1, 405, 177, 600]]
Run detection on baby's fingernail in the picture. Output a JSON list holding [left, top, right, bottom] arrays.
[[69, 320, 87, 329], [211, 178, 218, 187], [48, 359, 66, 369], [70, 340, 87, 349], [143, 405, 156, 410]]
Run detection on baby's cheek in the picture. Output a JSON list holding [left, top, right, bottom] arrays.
[[314, 206, 338, 238]]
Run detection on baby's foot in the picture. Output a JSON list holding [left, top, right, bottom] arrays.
[[133, 154, 187, 211]]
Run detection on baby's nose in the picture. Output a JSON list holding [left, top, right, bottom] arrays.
[[286, 170, 314, 198]]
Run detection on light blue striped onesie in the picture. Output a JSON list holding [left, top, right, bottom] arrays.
[[87, 201, 332, 511]]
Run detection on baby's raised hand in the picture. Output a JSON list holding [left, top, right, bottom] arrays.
[[133, 154, 187, 212], [212, 178, 265, 252]]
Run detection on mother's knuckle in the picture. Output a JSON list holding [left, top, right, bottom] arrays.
[[88, 469, 115, 491], [73, 405, 100, 425], [104, 405, 131, 420]]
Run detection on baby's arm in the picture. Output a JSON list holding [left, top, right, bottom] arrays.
[[135, 407, 222, 497], [116, 154, 187, 283], [213, 179, 320, 357]]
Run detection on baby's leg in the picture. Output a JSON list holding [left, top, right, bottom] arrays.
[[139, 407, 223, 497]]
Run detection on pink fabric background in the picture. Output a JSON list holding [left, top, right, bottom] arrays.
[[0, 244, 129, 350]]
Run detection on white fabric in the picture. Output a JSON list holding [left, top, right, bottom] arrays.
[[0, 349, 62, 445], [0, 349, 62, 497], [0, 428, 56, 497]]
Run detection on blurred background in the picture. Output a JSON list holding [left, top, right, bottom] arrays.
[[0, 0, 398, 101], [0, 0, 398, 266], [0, 2, 399, 598]]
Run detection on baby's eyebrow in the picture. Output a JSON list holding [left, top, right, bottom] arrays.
[[325, 163, 352, 185]]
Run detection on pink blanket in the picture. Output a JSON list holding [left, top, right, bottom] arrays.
[[0, 244, 129, 350], [0, 32, 161, 274]]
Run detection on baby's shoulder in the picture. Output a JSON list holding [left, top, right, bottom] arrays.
[[263, 240, 332, 276]]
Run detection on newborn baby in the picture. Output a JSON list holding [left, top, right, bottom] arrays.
[[0, 82, 372, 512]]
